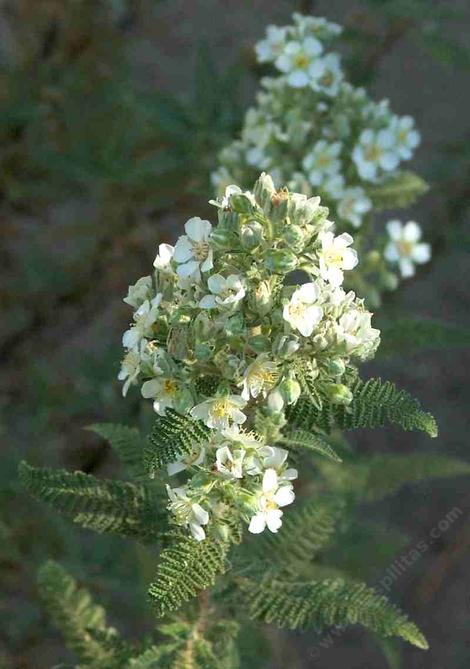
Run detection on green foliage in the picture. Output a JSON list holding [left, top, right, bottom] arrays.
[[317, 453, 470, 503], [37, 560, 127, 668], [19, 462, 166, 541], [149, 532, 230, 617], [366, 171, 429, 210], [281, 428, 342, 462], [244, 577, 428, 648], [145, 410, 211, 475], [287, 378, 438, 438], [376, 317, 470, 358], [88, 423, 146, 480], [248, 498, 341, 574]]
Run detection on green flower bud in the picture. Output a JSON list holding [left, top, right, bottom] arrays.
[[194, 342, 214, 362], [249, 280, 273, 316], [210, 228, 239, 251], [265, 249, 298, 274], [240, 220, 264, 249], [326, 383, 353, 405], [230, 192, 255, 214], [278, 375, 301, 405], [253, 172, 276, 208], [225, 313, 245, 336], [326, 357, 346, 377], [284, 224, 305, 251], [382, 271, 399, 291], [249, 334, 271, 353]]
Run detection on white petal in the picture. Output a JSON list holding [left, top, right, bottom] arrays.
[[192, 503, 209, 525], [185, 217, 212, 242], [384, 243, 400, 262], [200, 249, 214, 273], [274, 486, 295, 507], [411, 243, 431, 264], [173, 236, 193, 262], [262, 468, 278, 493], [342, 248, 358, 271], [167, 460, 187, 476], [199, 295, 218, 309], [288, 70, 309, 88], [386, 220, 403, 241], [141, 378, 160, 398], [249, 513, 266, 534], [266, 509, 283, 533], [177, 260, 200, 278], [326, 266, 344, 288], [207, 274, 226, 295], [190, 522, 206, 541], [399, 258, 415, 278], [297, 282, 319, 304], [403, 221, 422, 242], [283, 468, 298, 481]]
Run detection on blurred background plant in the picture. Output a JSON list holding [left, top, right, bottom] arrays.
[[1, 1, 469, 668]]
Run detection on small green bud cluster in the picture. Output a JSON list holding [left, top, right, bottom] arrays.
[[120, 174, 380, 540]]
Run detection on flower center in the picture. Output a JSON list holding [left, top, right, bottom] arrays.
[[320, 71, 334, 87], [294, 53, 310, 69], [212, 400, 230, 418], [323, 249, 344, 266], [192, 241, 209, 261], [163, 379, 178, 396], [364, 144, 382, 162], [397, 240, 414, 257], [398, 129, 408, 144], [317, 153, 333, 168]]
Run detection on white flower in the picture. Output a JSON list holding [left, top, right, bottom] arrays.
[[240, 354, 278, 401], [318, 232, 358, 287], [388, 115, 420, 161], [215, 446, 245, 479], [123, 276, 153, 308], [166, 486, 209, 542], [302, 140, 342, 186], [322, 173, 345, 200], [190, 395, 247, 432], [275, 38, 323, 88], [122, 296, 162, 350], [248, 468, 295, 534], [337, 187, 372, 228], [153, 243, 174, 272], [173, 217, 213, 280], [283, 283, 324, 337], [141, 376, 179, 415], [255, 25, 288, 63], [262, 446, 298, 481], [199, 274, 246, 309], [118, 345, 143, 396], [352, 129, 400, 182], [312, 53, 343, 96], [336, 309, 380, 360], [384, 220, 431, 278], [167, 444, 206, 476]]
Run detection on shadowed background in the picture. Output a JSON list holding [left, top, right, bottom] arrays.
[[0, 1, 469, 667]]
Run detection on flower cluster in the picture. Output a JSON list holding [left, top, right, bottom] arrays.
[[120, 174, 380, 540], [212, 13, 431, 304]]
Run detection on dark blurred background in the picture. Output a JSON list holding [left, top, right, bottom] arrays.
[[1, 1, 469, 667]]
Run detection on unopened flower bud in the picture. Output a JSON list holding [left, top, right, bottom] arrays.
[[267, 389, 285, 413], [326, 383, 353, 405], [265, 249, 298, 274], [382, 271, 399, 291], [253, 172, 276, 207], [284, 224, 305, 251], [240, 221, 264, 249], [326, 358, 346, 377], [278, 375, 301, 405], [230, 192, 255, 214], [249, 280, 273, 316]]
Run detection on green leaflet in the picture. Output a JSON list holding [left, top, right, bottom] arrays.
[[87, 423, 146, 480], [281, 429, 342, 462], [366, 170, 429, 210], [317, 453, 470, 503], [287, 378, 437, 438], [376, 317, 470, 358], [19, 462, 166, 541], [244, 577, 428, 649], [145, 410, 211, 475], [149, 532, 230, 617], [248, 498, 341, 573], [37, 561, 126, 668]]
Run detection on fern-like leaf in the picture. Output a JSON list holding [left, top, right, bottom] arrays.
[[287, 378, 437, 437], [366, 170, 429, 210], [87, 423, 146, 479], [145, 410, 211, 475], [37, 560, 123, 666], [244, 577, 428, 649], [281, 429, 342, 462], [149, 531, 229, 617], [377, 317, 470, 358], [19, 462, 166, 541], [317, 453, 470, 502]]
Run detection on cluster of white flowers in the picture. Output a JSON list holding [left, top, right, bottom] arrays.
[[212, 13, 431, 302], [120, 174, 380, 541]]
